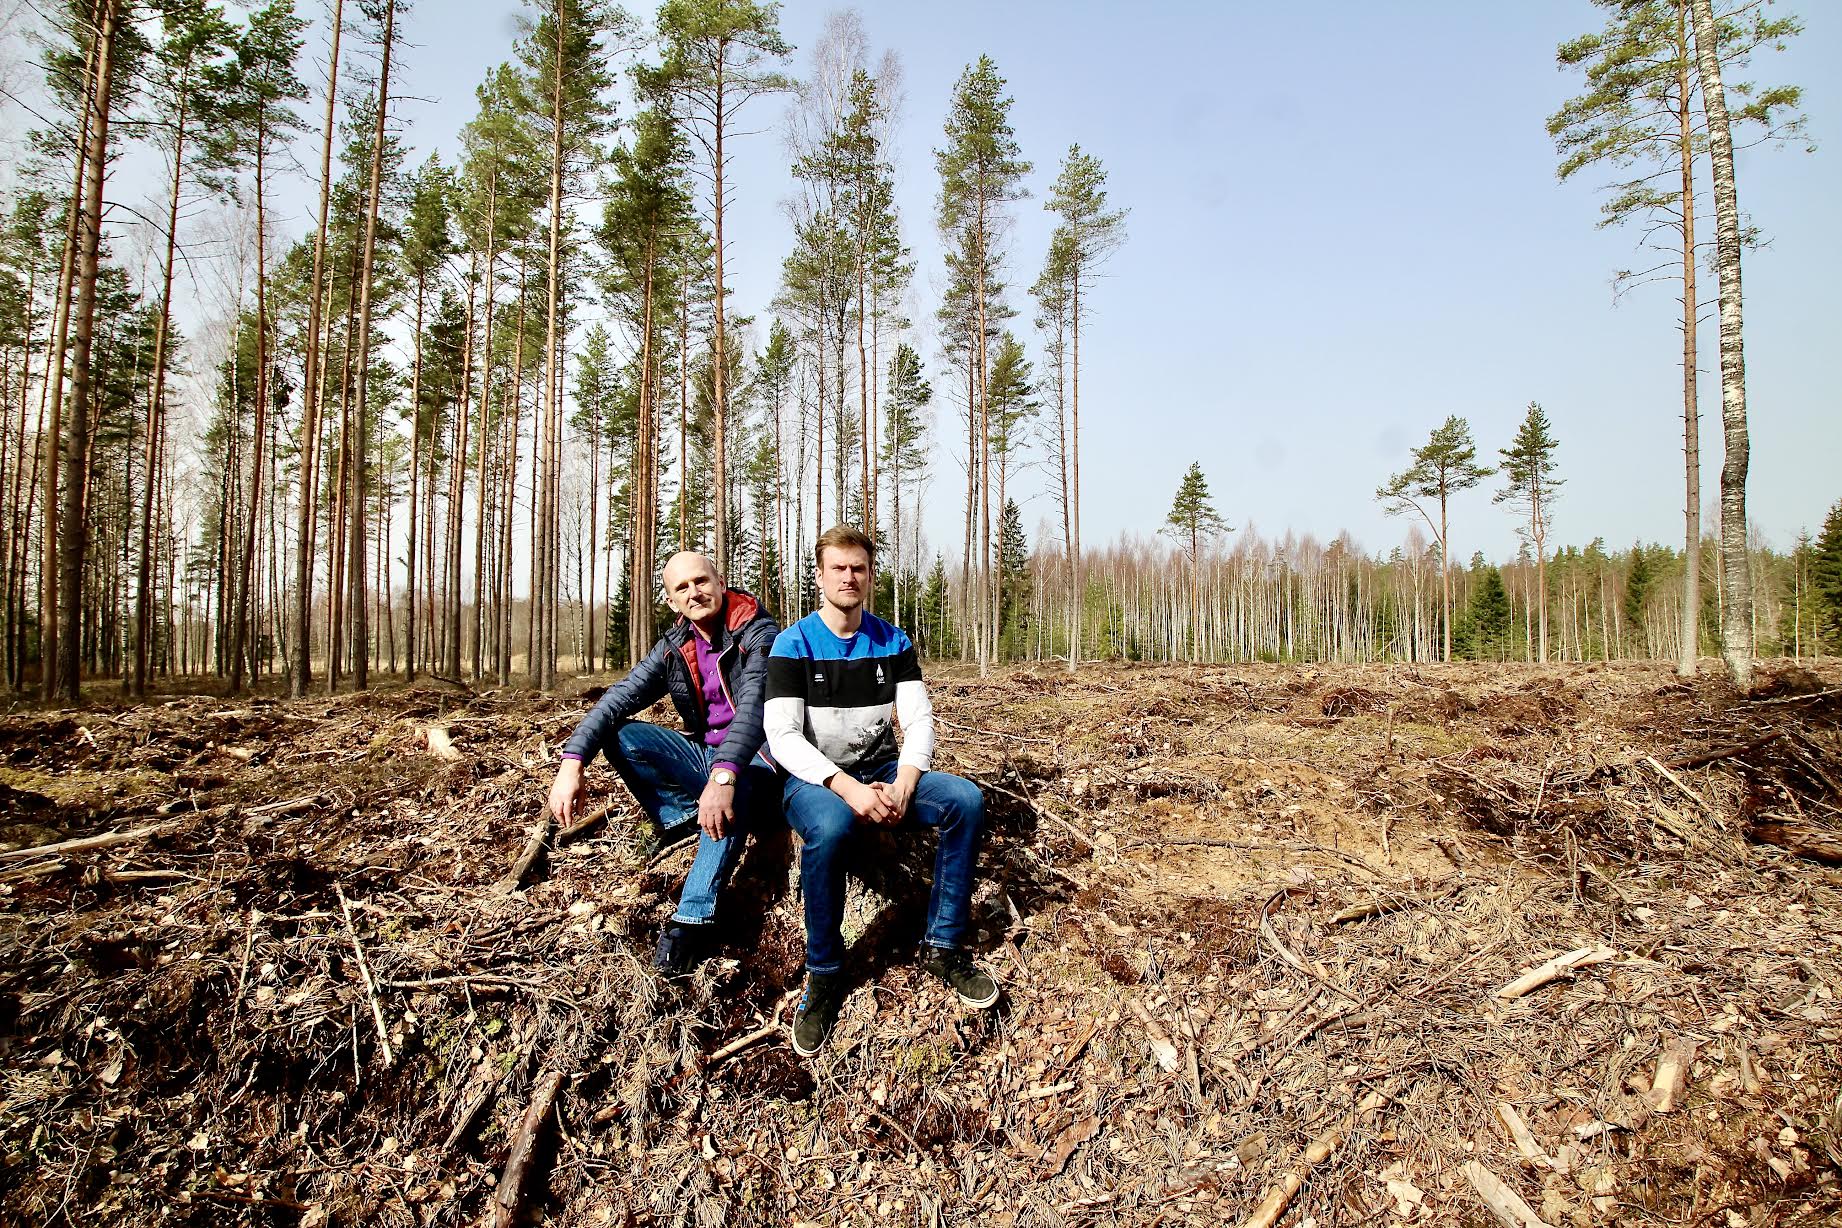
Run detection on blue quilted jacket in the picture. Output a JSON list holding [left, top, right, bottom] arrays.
[[562, 589, 779, 770]]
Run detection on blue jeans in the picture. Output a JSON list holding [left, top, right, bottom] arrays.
[[604, 722, 776, 925], [781, 761, 986, 975]]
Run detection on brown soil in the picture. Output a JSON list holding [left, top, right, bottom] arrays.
[[1, 660, 1839, 1226]]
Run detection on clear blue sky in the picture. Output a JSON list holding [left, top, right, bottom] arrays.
[[13, 0, 1841, 565], [411, 0, 1840, 564]]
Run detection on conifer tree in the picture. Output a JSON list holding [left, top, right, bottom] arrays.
[[936, 56, 1029, 674], [1043, 144, 1125, 671], [1162, 461, 1229, 660], [1495, 402, 1563, 663], [650, 0, 790, 578], [1551, 0, 1804, 679], [1378, 416, 1493, 663]]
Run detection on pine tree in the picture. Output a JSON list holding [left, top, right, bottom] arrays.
[[998, 497, 1029, 657], [1378, 416, 1494, 663], [1043, 144, 1126, 671], [936, 55, 1030, 675], [1495, 402, 1563, 663], [650, 0, 790, 579], [1162, 461, 1229, 660], [1551, 0, 1804, 679], [1625, 543, 1654, 653]]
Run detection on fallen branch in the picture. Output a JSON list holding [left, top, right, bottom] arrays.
[[1464, 1160, 1554, 1228], [335, 883, 394, 1068], [0, 820, 179, 863], [1495, 944, 1616, 1000], [1650, 754, 1716, 821], [485, 1069, 564, 1228], [496, 814, 555, 894], [1494, 1102, 1553, 1169], [1238, 1089, 1387, 1228], [1743, 687, 1842, 707], [1665, 732, 1781, 769], [557, 800, 617, 843]]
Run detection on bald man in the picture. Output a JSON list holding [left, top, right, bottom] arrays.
[[549, 553, 780, 974]]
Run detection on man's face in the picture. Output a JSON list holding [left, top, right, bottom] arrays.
[[663, 556, 723, 626], [817, 545, 871, 613]]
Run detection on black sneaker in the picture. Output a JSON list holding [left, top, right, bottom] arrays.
[[921, 948, 1000, 1009], [654, 922, 710, 976], [791, 971, 846, 1057]]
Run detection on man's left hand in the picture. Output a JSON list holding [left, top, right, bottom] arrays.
[[872, 766, 921, 823], [697, 778, 737, 840]]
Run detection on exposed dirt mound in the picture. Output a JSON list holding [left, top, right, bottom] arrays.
[[2, 660, 1840, 1226]]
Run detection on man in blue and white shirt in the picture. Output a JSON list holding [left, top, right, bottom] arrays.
[[764, 525, 998, 1056]]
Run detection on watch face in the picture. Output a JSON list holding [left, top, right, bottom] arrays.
[[714, 770, 735, 786]]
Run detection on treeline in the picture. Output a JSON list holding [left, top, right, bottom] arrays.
[[952, 523, 1842, 668], [0, 0, 1823, 701]]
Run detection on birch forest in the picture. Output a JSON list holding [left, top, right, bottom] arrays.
[[0, 0, 1836, 707]]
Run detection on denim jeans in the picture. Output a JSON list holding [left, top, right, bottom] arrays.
[[603, 721, 776, 925], [781, 761, 986, 975]]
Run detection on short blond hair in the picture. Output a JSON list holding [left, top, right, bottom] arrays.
[[814, 524, 876, 570]]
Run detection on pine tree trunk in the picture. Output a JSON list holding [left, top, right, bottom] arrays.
[[472, 184, 498, 680], [137, 66, 192, 696], [229, 120, 274, 694], [1688, 0, 1752, 688], [292, 0, 343, 697], [405, 268, 424, 680], [710, 57, 729, 576], [38, 20, 98, 699], [1069, 263, 1082, 672], [57, 0, 121, 701]]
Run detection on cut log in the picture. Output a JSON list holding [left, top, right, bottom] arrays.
[[1647, 1036, 1699, 1112], [426, 725, 464, 762], [1239, 1089, 1387, 1228], [1749, 820, 1842, 865]]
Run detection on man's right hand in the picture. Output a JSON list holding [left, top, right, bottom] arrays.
[[548, 759, 587, 825], [831, 773, 899, 824]]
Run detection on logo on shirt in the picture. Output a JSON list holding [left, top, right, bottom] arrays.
[[812, 670, 824, 683], [875, 663, 885, 684]]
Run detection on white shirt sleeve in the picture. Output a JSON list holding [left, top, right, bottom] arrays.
[[895, 679, 935, 773], [765, 693, 842, 787]]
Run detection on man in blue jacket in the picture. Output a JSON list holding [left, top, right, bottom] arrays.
[[548, 551, 780, 973]]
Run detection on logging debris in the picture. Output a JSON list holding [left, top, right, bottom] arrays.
[[0, 659, 1839, 1225]]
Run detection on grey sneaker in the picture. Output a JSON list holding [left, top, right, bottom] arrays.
[[791, 971, 846, 1057], [921, 948, 1000, 1009]]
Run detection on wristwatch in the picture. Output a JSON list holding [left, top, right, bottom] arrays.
[[711, 768, 736, 787]]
